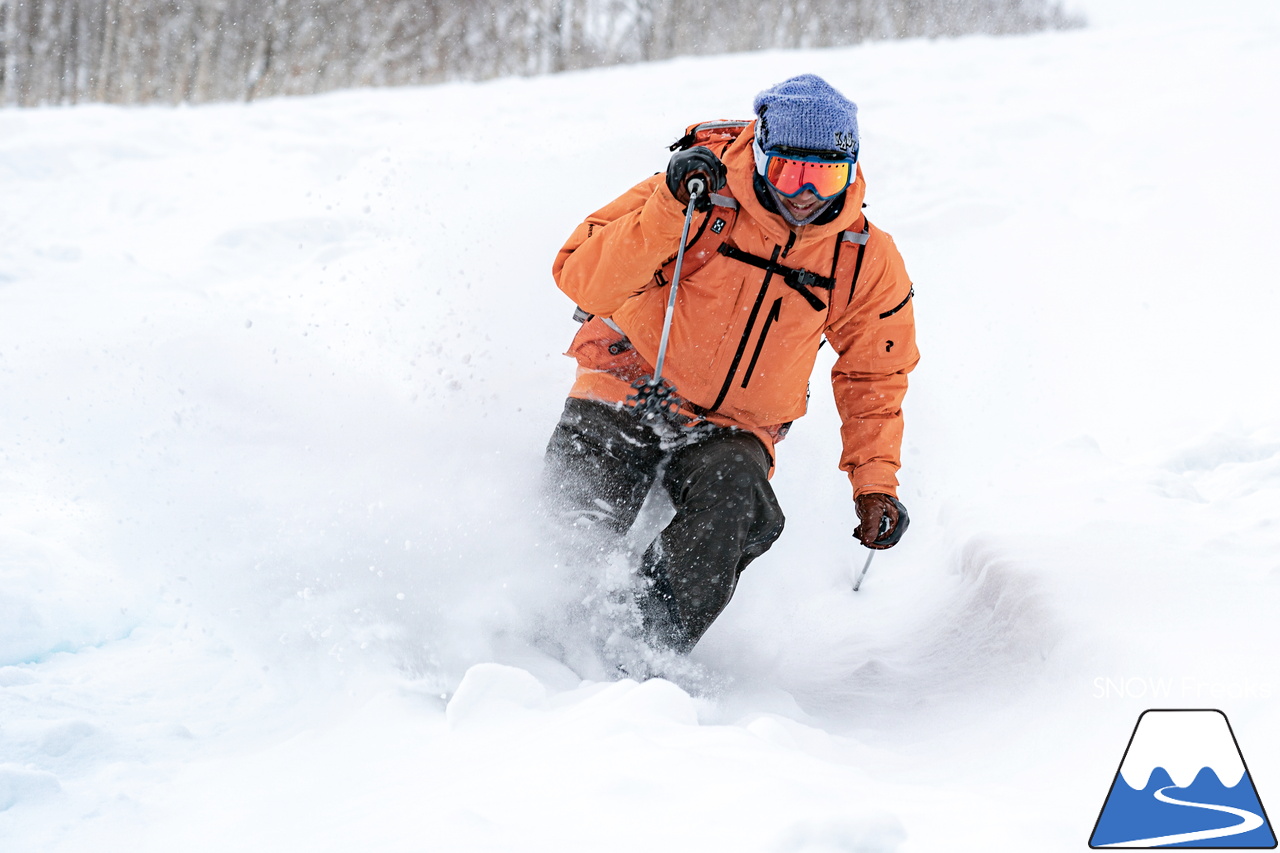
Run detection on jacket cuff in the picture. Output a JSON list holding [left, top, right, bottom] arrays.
[[850, 462, 900, 499]]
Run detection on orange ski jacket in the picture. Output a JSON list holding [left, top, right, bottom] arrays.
[[552, 121, 918, 498]]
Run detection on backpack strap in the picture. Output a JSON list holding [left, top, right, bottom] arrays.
[[653, 118, 750, 285], [654, 189, 739, 287], [812, 221, 871, 350], [829, 220, 871, 313], [716, 243, 834, 311], [669, 120, 752, 152], [570, 306, 627, 336]]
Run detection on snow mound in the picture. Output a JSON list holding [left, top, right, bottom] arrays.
[[0, 765, 61, 812]]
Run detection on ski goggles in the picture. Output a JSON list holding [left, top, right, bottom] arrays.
[[754, 138, 856, 200]]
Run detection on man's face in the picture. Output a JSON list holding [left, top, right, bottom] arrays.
[[778, 189, 823, 222]]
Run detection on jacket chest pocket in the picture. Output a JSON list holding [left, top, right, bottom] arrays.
[[711, 271, 828, 408]]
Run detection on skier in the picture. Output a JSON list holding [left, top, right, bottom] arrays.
[[543, 74, 919, 656]]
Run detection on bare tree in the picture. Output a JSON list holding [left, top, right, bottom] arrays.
[[0, 0, 1083, 107]]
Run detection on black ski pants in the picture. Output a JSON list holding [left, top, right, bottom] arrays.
[[543, 397, 785, 651]]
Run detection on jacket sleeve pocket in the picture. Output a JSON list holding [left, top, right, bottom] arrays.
[[869, 310, 919, 373]]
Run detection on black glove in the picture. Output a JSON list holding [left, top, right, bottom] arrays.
[[854, 493, 910, 550], [666, 147, 726, 212]]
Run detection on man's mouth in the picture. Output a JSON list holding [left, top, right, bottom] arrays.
[[784, 197, 818, 217]]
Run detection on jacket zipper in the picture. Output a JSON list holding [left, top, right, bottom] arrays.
[[709, 233, 795, 411], [741, 297, 782, 389]]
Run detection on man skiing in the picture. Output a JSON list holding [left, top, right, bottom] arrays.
[[544, 74, 919, 656]]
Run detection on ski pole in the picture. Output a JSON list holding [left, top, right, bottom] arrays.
[[852, 515, 892, 592], [630, 177, 704, 418], [852, 550, 875, 592], [652, 177, 704, 381]]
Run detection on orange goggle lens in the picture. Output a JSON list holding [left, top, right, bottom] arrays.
[[765, 154, 853, 199]]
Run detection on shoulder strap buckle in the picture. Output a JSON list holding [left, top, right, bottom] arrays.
[[785, 268, 834, 292]]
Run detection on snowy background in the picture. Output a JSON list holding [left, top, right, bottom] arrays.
[[3, 1, 1280, 850]]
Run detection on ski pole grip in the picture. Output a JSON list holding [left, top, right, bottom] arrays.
[[685, 175, 707, 198]]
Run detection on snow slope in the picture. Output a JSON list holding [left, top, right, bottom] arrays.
[[2, 3, 1279, 850]]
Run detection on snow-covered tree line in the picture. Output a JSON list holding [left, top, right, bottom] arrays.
[[0, 0, 1081, 106]]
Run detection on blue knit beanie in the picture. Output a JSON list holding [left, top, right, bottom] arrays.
[[753, 74, 859, 159]]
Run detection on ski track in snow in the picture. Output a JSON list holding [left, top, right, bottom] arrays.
[[3, 2, 1280, 851], [1099, 786, 1265, 847]]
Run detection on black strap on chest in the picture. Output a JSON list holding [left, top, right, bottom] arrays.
[[716, 244, 833, 311]]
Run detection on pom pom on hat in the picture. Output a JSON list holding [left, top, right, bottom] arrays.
[[753, 74, 859, 159]]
